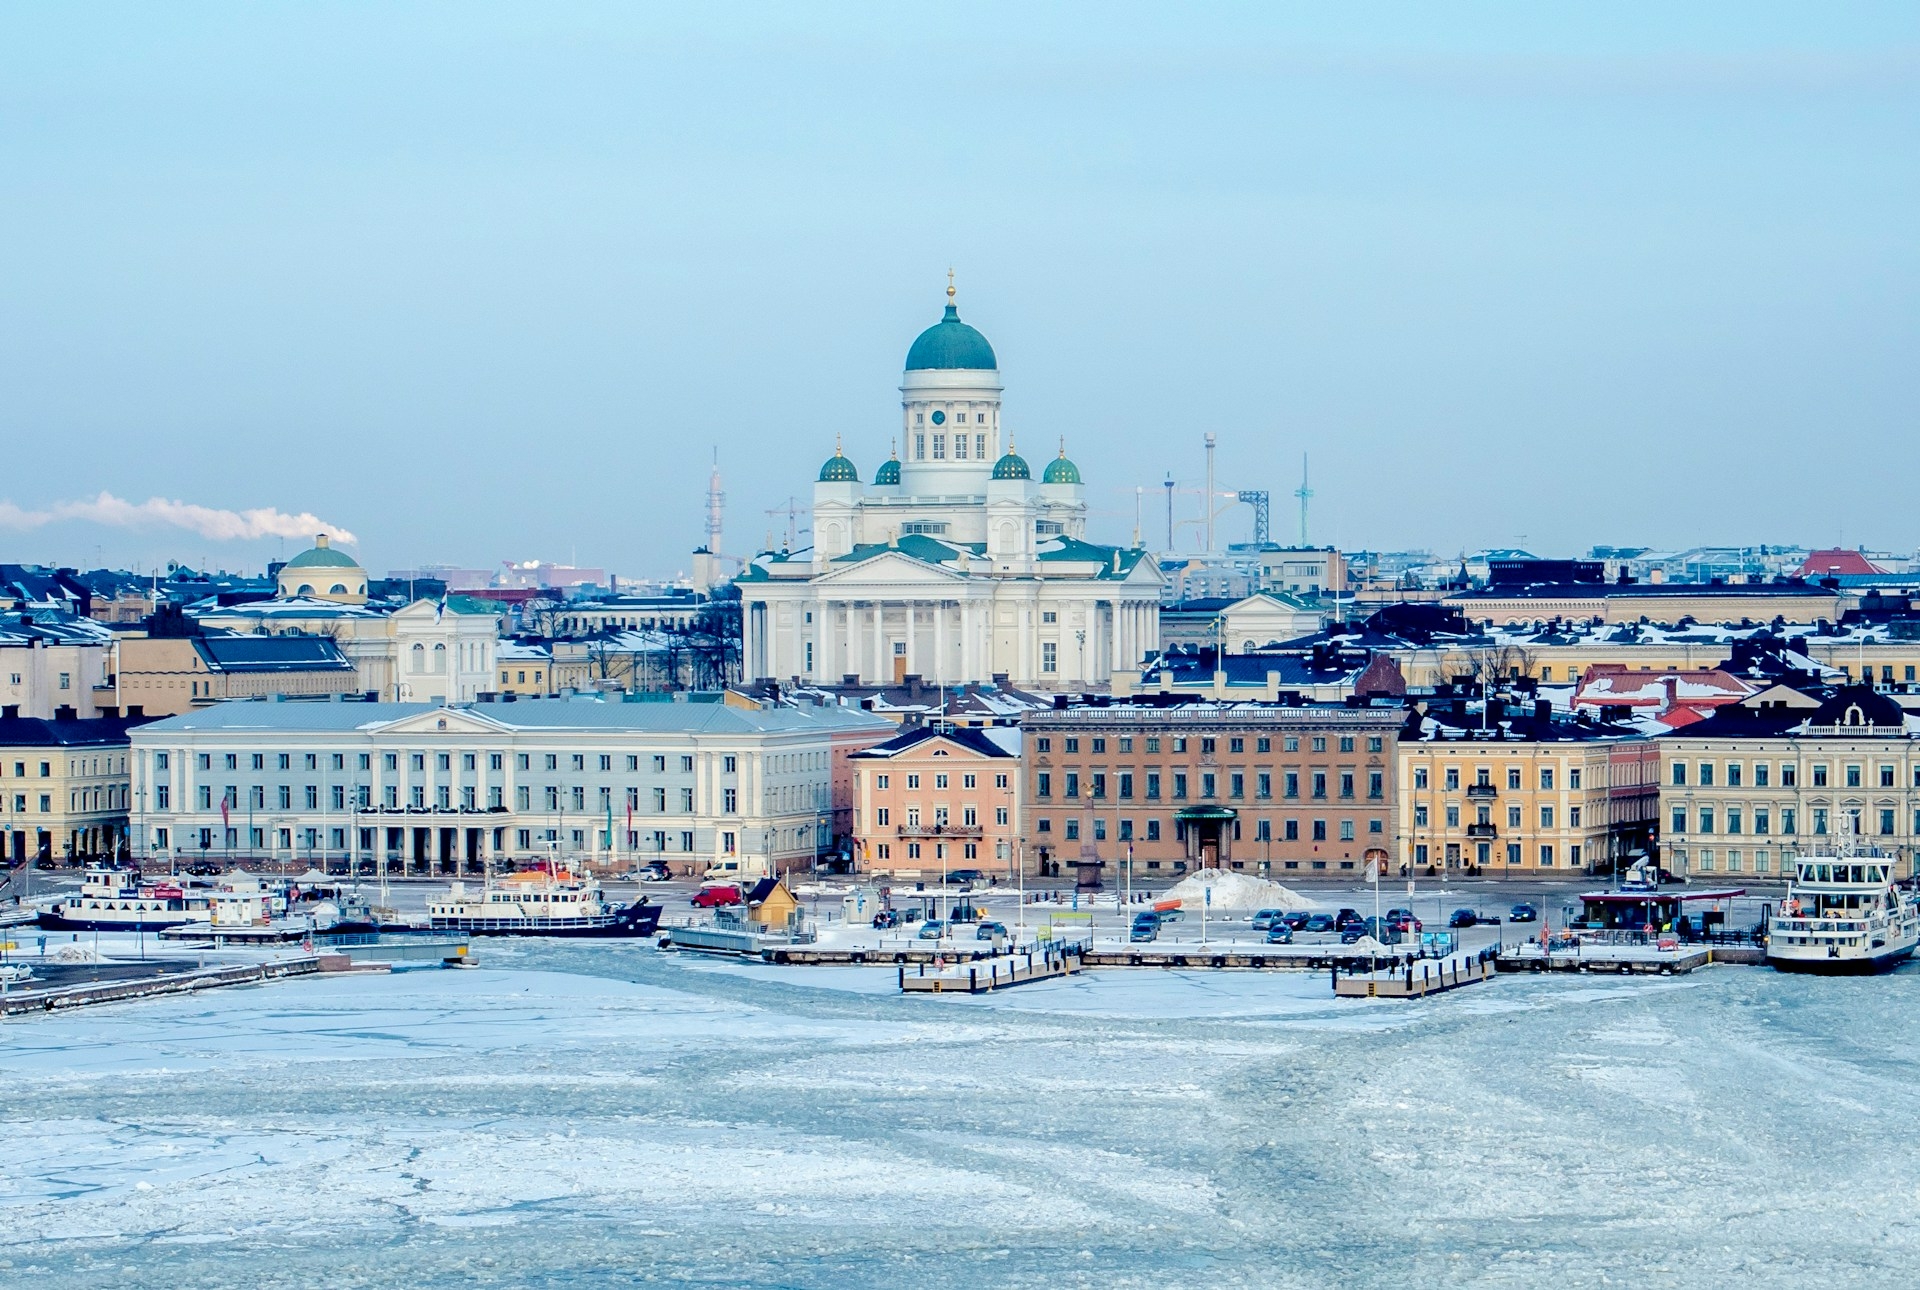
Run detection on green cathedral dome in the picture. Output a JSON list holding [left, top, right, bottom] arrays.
[[991, 449, 1031, 481], [818, 449, 860, 483], [1042, 452, 1081, 485], [874, 455, 901, 486], [905, 303, 997, 371]]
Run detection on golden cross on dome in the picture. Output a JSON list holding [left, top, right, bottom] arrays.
[[946, 268, 955, 302]]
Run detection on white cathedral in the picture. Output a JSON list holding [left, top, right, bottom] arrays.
[[739, 285, 1162, 690]]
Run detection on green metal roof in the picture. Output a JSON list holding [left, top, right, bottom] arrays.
[[905, 304, 997, 371], [1042, 454, 1081, 485], [874, 456, 901, 486], [991, 451, 1030, 481], [818, 451, 860, 483], [1174, 805, 1238, 822], [283, 542, 360, 569]]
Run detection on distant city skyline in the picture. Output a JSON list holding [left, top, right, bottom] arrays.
[[3, 4, 1914, 574]]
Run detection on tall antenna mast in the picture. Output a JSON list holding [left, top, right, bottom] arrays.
[[705, 449, 725, 555], [1294, 453, 1313, 546]]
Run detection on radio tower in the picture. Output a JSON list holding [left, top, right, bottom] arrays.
[[705, 450, 725, 555], [1293, 453, 1313, 546]]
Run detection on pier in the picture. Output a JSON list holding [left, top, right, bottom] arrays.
[[1334, 951, 1497, 998], [899, 944, 1085, 994], [0, 956, 323, 1016]]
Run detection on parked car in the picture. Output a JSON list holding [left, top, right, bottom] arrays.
[[1385, 907, 1422, 932], [636, 860, 673, 882], [690, 884, 742, 908], [1264, 923, 1294, 944], [1448, 908, 1478, 929], [1334, 908, 1364, 931], [946, 869, 986, 889], [1361, 917, 1405, 945], [1281, 911, 1311, 930], [1303, 914, 1336, 933], [1129, 914, 1159, 943], [1339, 926, 1369, 945], [1509, 903, 1539, 923], [917, 920, 947, 940], [871, 909, 900, 930], [975, 921, 1009, 941], [1251, 908, 1284, 931]]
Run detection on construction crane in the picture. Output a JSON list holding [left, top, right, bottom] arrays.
[[763, 497, 811, 552]]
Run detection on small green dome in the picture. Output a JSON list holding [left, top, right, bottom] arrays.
[[818, 450, 860, 483], [283, 535, 359, 569], [1043, 453, 1081, 485], [874, 456, 901, 486], [991, 450, 1030, 481], [906, 304, 997, 371]]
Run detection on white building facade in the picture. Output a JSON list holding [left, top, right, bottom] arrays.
[[738, 288, 1161, 690], [130, 697, 891, 874]]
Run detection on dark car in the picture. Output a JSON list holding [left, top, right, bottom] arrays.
[[1360, 918, 1405, 945], [946, 869, 986, 888], [1281, 910, 1311, 931], [1339, 926, 1368, 945], [1509, 903, 1539, 923], [1303, 914, 1336, 933], [975, 921, 1009, 941], [1448, 908, 1478, 929], [1264, 924, 1294, 944], [1334, 908, 1364, 931], [1129, 913, 1160, 943], [872, 909, 900, 930]]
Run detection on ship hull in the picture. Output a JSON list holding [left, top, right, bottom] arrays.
[[427, 901, 661, 939], [1768, 943, 1917, 975], [37, 911, 197, 933]]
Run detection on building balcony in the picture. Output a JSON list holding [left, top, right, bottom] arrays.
[[1465, 823, 1499, 838], [1465, 783, 1499, 799], [896, 823, 983, 839]]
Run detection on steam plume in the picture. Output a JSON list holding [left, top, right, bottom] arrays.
[[0, 492, 358, 546]]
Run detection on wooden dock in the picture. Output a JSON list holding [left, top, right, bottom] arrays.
[[1497, 943, 1716, 975], [1334, 953, 1496, 999], [899, 945, 1084, 994]]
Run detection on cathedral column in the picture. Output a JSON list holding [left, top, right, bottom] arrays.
[[905, 604, 918, 679], [959, 601, 974, 681], [934, 601, 947, 685], [845, 602, 860, 683], [818, 598, 835, 682], [872, 602, 885, 685], [1017, 605, 1032, 685]]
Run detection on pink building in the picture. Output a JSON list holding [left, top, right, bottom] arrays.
[[850, 725, 1022, 880]]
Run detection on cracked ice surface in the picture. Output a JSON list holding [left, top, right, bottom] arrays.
[[1, 944, 1918, 1288]]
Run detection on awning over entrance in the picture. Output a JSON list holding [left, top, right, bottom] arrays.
[[1174, 806, 1238, 823]]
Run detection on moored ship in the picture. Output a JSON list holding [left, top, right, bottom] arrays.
[[426, 867, 660, 937], [37, 865, 200, 933], [1767, 833, 1919, 975]]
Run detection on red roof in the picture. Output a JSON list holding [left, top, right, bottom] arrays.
[[1795, 548, 1882, 577]]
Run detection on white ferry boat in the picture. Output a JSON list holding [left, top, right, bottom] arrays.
[[426, 866, 661, 938], [37, 865, 200, 933], [1767, 834, 1919, 975]]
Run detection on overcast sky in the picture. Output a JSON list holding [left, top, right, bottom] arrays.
[[2, 3, 1915, 578]]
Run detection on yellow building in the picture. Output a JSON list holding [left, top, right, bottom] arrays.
[[0, 715, 145, 865], [108, 634, 360, 716], [1657, 684, 1920, 881], [1399, 699, 1657, 876], [1441, 582, 1842, 629]]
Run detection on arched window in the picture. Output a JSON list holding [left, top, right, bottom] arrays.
[[1845, 704, 1865, 726], [433, 643, 447, 674], [411, 643, 427, 673], [329, 584, 347, 595], [297, 584, 313, 596]]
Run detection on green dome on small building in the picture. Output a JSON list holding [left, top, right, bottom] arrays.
[[991, 449, 1031, 481], [874, 455, 901, 486], [283, 535, 359, 569], [818, 446, 860, 483], [1042, 451, 1081, 485]]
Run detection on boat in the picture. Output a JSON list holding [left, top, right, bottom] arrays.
[[1767, 828, 1920, 975], [425, 867, 662, 938], [37, 865, 201, 933]]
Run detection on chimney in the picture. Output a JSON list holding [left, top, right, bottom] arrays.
[[1647, 567, 1664, 585], [1, 704, 17, 720], [1534, 698, 1552, 724], [54, 704, 77, 721], [1663, 676, 1678, 711]]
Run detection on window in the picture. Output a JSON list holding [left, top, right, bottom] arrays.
[[1846, 765, 1863, 789], [1256, 772, 1271, 799], [1725, 808, 1741, 835], [723, 788, 738, 812], [1145, 772, 1161, 799], [1173, 773, 1188, 799], [1698, 807, 1715, 834], [1781, 764, 1796, 787], [1064, 738, 1080, 753], [1311, 820, 1326, 841], [1091, 773, 1106, 799], [1284, 819, 1298, 841], [875, 774, 889, 789], [1368, 772, 1383, 799], [1444, 768, 1459, 791], [1540, 768, 1555, 790], [1755, 808, 1770, 835], [1041, 642, 1057, 673], [1509, 806, 1522, 828], [1368, 737, 1383, 753], [723, 755, 738, 774], [1413, 767, 1428, 790], [1781, 807, 1796, 834], [1284, 772, 1299, 799], [1754, 763, 1769, 787], [1539, 845, 1554, 867], [1042, 612, 1059, 625], [1507, 843, 1521, 865], [1311, 772, 1326, 800], [1446, 805, 1460, 828], [1201, 772, 1216, 798], [1064, 773, 1080, 799], [1569, 806, 1581, 827], [1035, 738, 1051, 753], [1145, 820, 1161, 841], [1338, 736, 1354, 753], [1229, 737, 1244, 753], [1338, 772, 1354, 799], [1036, 773, 1051, 799], [1414, 805, 1428, 827], [1569, 768, 1582, 790], [1119, 772, 1134, 800], [1812, 764, 1828, 787], [680, 788, 695, 811], [1881, 808, 1896, 836], [1339, 821, 1354, 841], [1725, 763, 1741, 788]]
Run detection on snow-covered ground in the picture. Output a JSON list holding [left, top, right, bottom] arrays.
[[0, 941, 1917, 1288]]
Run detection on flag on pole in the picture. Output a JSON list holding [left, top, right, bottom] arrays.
[[1364, 856, 1379, 883]]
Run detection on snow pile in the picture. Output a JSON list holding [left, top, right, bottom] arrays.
[[1160, 869, 1311, 913], [47, 941, 105, 964]]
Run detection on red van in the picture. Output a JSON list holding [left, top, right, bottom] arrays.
[[691, 884, 742, 909]]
